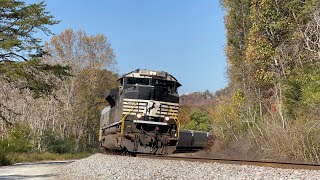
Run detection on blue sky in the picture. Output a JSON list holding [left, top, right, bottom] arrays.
[[26, 0, 228, 94]]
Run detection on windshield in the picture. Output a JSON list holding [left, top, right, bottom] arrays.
[[153, 79, 177, 92], [123, 77, 179, 103], [153, 79, 174, 87], [127, 77, 150, 85]]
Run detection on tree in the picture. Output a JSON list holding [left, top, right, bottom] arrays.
[[183, 110, 212, 132], [0, 0, 70, 125], [43, 29, 117, 151], [0, 0, 58, 62]]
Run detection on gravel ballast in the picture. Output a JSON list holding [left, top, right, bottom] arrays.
[[58, 153, 320, 180]]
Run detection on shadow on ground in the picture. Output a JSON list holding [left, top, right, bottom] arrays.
[[0, 173, 55, 179], [0, 160, 74, 180], [12, 161, 74, 167]]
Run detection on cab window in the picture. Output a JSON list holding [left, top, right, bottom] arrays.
[[153, 79, 177, 92], [153, 79, 174, 87], [127, 77, 150, 85]]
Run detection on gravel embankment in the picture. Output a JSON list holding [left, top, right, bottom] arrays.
[[58, 153, 320, 180]]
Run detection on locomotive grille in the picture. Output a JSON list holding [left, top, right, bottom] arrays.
[[156, 102, 179, 118], [123, 99, 148, 115], [122, 98, 179, 119]]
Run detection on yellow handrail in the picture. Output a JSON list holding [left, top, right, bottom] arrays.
[[99, 128, 102, 142], [120, 102, 138, 137], [169, 107, 180, 139]]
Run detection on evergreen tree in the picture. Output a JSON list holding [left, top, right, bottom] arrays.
[[0, 0, 58, 61], [0, 0, 70, 124]]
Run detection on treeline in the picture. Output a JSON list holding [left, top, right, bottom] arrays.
[[179, 90, 222, 132], [209, 0, 320, 162], [0, 30, 117, 154], [0, 0, 117, 165], [180, 0, 320, 163]]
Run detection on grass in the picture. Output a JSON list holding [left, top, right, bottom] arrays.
[[0, 152, 92, 166], [0, 154, 11, 166]]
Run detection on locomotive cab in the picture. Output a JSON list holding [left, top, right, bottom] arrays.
[[121, 75, 180, 102]]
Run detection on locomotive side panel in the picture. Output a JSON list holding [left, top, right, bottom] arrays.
[[100, 106, 111, 129], [105, 88, 123, 125]]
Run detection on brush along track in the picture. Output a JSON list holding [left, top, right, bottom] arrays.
[[136, 153, 320, 170]]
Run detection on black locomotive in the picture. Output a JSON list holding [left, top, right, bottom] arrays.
[[99, 69, 210, 155], [99, 69, 181, 155]]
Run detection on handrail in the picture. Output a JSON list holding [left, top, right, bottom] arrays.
[[169, 107, 180, 139], [120, 102, 138, 137]]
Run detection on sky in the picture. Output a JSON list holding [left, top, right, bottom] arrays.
[[25, 0, 228, 94]]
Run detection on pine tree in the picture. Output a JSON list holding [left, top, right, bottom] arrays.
[[0, 0, 58, 61], [0, 0, 70, 124]]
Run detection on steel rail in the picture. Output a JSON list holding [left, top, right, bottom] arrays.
[[136, 154, 320, 170]]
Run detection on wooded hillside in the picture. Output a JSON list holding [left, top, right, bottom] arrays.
[[179, 0, 320, 163], [207, 0, 320, 162], [0, 1, 118, 165]]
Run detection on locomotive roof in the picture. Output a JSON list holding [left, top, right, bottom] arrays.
[[119, 69, 181, 86]]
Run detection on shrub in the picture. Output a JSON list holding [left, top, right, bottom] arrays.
[[42, 132, 75, 154], [0, 154, 12, 166], [0, 122, 33, 154], [182, 110, 212, 131]]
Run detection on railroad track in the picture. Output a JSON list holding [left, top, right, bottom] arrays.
[[136, 154, 320, 170], [101, 148, 320, 170]]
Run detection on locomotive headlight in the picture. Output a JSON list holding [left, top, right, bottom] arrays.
[[149, 71, 157, 76], [136, 113, 142, 119], [165, 116, 170, 121]]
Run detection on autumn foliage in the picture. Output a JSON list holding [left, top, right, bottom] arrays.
[[208, 0, 320, 163]]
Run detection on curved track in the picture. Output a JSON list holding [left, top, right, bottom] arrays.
[[136, 154, 320, 170], [101, 147, 320, 170]]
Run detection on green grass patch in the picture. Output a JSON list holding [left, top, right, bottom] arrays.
[[1, 152, 92, 165]]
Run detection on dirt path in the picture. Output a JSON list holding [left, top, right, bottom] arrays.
[[0, 160, 74, 180]]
